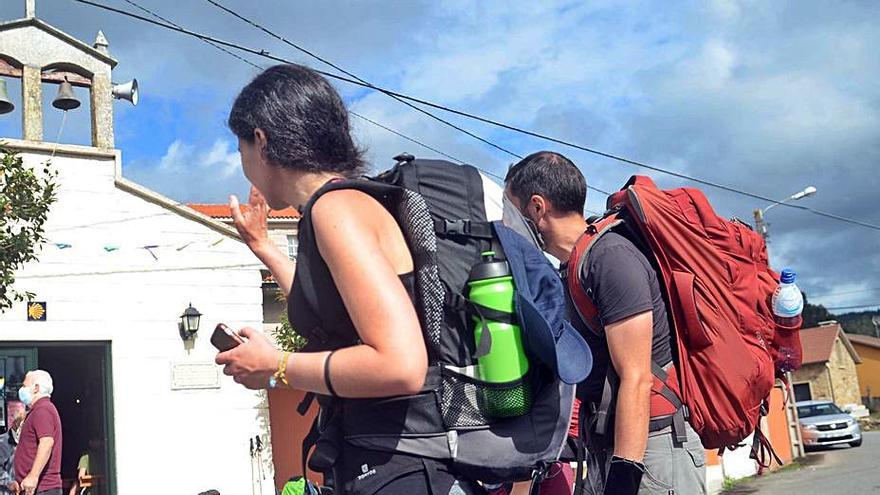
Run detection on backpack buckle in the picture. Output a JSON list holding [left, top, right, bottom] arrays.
[[442, 219, 468, 235]]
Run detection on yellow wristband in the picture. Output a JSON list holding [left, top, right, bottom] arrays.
[[273, 351, 291, 388]]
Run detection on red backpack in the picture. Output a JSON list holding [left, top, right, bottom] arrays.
[[566, 175, 803, 456]]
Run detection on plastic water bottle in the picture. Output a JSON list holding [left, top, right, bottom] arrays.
[[772, 268, 803, 373], [467, 251, 531, 418], [772, 268, 804, 327]]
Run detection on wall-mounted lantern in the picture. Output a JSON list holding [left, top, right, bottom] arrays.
[[178, 303, 202, 341]]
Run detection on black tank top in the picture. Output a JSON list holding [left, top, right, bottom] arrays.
[[288, 181, 416, 351]]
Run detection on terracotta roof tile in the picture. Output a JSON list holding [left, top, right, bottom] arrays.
[[187, 203, 300, 219], [800, 324, 842, 365]]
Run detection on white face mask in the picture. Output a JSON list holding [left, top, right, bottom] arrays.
[[502, 193, 545, 250]]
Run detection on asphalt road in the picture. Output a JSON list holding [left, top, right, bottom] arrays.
[[726, 431, 880, 494]]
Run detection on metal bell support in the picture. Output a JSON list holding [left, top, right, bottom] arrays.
[[52, 78, 80, 111]]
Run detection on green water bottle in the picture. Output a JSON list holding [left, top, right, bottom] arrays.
[[467, 250, 532, 418]]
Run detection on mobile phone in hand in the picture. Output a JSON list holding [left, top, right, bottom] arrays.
[[211, 323, 244, 352]]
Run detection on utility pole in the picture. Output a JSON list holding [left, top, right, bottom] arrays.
[[753, 208, 768, 240], [753, 187, 817, 463]]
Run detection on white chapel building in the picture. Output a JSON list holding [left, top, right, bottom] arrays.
[[0, 2, 275, 494]]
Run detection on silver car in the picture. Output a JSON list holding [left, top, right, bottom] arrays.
[[797, 400, 862, 449]]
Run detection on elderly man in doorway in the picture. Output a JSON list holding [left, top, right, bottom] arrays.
[[11, 371, 63, 495]]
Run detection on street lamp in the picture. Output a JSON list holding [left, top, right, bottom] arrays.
[[753, 186, 818, 240]]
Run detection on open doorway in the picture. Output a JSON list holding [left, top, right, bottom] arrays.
[[0, 343, 114, 495]]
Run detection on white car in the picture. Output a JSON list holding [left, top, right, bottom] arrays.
[[797, 400, 862, 449]]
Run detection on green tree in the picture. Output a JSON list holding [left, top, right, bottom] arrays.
[[802, 292, 833, 329], [269, 290, 307, 352], [272, 308, 308, 352], [0, 147, 58, 312], [835, 310, 880, 336]]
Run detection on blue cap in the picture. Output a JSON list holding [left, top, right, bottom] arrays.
[[780, 268, 796, 284], [493, 222, 592, 385]]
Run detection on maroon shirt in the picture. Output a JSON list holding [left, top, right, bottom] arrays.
[[15, 398, 62, 492]]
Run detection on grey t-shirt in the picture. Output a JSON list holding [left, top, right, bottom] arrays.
[[569, 231, 673, 404]]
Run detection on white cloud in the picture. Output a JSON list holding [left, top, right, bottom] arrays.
[[126, 138, 249, 204], [157, 139, 240, 179]]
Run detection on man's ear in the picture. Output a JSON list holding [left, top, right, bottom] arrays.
[[529, 194, 547, 217]]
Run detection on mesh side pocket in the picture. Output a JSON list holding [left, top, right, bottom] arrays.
[[482, 378, 532, 418], [439, 366, 533, 429]]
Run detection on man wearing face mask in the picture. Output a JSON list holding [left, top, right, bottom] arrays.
[[503, 152, 705, 495], [14, 371, 63, 495]]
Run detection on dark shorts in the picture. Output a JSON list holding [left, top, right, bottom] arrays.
[[335, 444, 484, 495], [36, 489, 63, 495]]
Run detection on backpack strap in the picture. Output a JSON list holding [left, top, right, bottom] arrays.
[[467, 300, 517, 359], [749, 401, 784, 469], [572, 404, 589, 495], [301, 416, 321, 490], [565, 216, 624, 335], [649, 362, 688, 444], [593, 364, 619, 439]]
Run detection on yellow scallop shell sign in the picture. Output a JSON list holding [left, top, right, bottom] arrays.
[[27, 302, 46, 321]]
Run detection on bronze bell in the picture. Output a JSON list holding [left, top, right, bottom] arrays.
[[52, 79, 80, 111], [0, 78, 13, 115]]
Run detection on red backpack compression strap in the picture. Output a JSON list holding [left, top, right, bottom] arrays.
[[565, 216, 624, 335]]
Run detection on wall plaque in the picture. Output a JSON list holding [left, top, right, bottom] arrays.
[[171, 362, 221, 390]]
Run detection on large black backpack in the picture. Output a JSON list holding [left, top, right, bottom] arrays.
[[294, 154, 586, 485]]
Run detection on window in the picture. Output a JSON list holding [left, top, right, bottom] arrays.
[[793, 383, 812, 402], [797, 402, 843, 418], [287, 235, 298, 260]]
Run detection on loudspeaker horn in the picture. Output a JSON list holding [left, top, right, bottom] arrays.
[[112, 78, 138, 106]]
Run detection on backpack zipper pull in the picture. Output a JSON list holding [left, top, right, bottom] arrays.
[[446, 430, 459, 460]]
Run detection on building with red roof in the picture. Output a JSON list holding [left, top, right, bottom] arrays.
[[790, 322, 862, 407]]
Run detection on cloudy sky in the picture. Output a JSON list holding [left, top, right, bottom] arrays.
[[1, 0, 878, 311]]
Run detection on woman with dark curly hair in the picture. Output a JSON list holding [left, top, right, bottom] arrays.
[[216, 64, 484, 495]]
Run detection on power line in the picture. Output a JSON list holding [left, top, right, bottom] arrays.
[[348, 112, 466, 164], [202, 0, 614, 196], [120, 0, 262, 70], [122, 0, 468, 165], [202, 0, 522, 162], [826, 303, 880, 311], [71, 0, 609, 196], [70, 0, 880, 232], [62, 0, 652, 199], [818, 287, 880, 298], [113, 0, 607, 194]]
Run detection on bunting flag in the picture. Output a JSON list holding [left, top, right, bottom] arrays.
[[44, 237, 236, 261]]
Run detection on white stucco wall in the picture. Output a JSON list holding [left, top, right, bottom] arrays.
[[0, 141, 273, 495]]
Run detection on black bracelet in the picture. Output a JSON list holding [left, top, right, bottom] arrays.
[[323, 350, 338, 396]]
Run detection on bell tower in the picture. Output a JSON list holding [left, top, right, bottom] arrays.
[[0, 0, 128, 149]]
